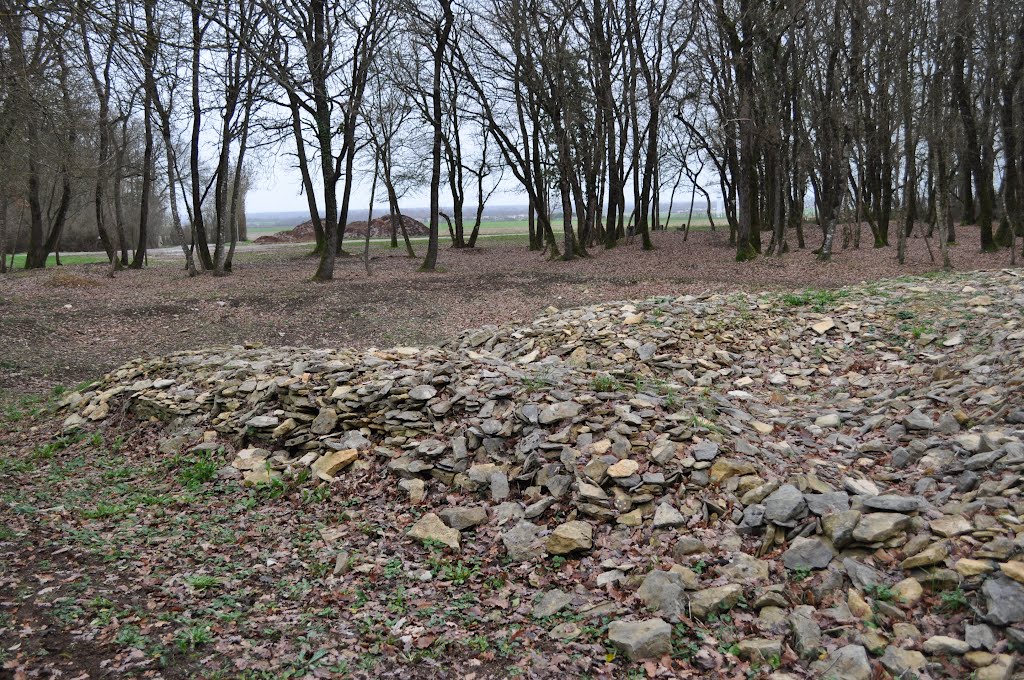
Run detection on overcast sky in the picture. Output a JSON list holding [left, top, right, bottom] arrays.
[[244, 143, 721, 215]]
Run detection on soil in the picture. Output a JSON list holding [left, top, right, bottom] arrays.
[[0, 225, 1015, 397]]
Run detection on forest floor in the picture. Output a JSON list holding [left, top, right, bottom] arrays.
[[0, 225, 1017, 398], [1, 262, 1022, 679]]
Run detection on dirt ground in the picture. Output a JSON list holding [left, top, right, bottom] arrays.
[[0, 225, 1016, 396]]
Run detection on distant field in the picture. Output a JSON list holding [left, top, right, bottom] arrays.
[[246, 216, 723, 239], [6, 253, 109, 269]]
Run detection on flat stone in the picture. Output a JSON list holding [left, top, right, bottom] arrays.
[[398, 478, 425, 502], [892, 577, 923, 604], [310, 407, 338, 435], [982, 576, 1024, 625], [501, 521, 543, 561], [409, 385, 437, 400], [408, 513, 460, 550], [811, 318, 835, 334], [637, 570, 687, 618], [852, 512, 911, 543], [956, 558, 995, 577], [737, 638, 783, 661], [607, 459, 639, 478], [539, 401, 582, 424], [692, 441, 719, 461], [815, 413, 841, 428], [812, 645, 872, 680], [532, 589, 573, 618], [763, 484, 807, 524], [923, 635, 970, 655], [790, 605, 822, 660], [246, 415, 279, 429], [930, 515, 973, 537], [975, 654, 1015, 680], [672, 537, 706, 558], [710, 459, 756, 483], [546, 520, 593, 555], [903, 409, 935, 431], [718, 552, 770, 583], [879, 647, 926, 676], [688, 584, 743, 620], [1000, 561, 1024, 584], [310, 448, 358, 480], [863, 495, 919, 513], [901, 542, 949, 570], [438, 507, 488, 530], [607, 618, 672, 661], [243, 467, 281, 485], [823, 510, 861, 548], [965, 623, 996, 651], [805, 492, 850, 516], [652, 502, 686, 529], [783, 537, 836, 571]]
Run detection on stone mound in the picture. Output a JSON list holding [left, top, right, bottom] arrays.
[[58, 269, 1024, 674], [253, 215, 428, 244]]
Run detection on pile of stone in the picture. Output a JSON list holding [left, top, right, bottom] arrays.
[[58, 269, 1024, 678]]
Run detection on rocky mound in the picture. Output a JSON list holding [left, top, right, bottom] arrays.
[[253, 215, 428, 244], [58, 269, 1024, 678]]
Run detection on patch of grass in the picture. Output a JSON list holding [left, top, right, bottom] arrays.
[[81, 502, 133, 519], [939, 588, 968, 612], [175, 450, 220, 488], [866, 584, 895, 602], [591, 375, 619, 392], [781, 288, 848, 312], [186, 575, 221, 592], [788, 566, 812, 582], [174, 622, 214, 652], [115, 625, 146, 648]]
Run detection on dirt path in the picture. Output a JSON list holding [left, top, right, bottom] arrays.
[[0, 227, 1015, 396]]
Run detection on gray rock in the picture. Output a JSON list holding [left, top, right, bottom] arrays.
[[532, 589, 573, 618], [812, 645, 872, 680], [851, 512, 911, 543], [688, 584, 743, 620], [672, 537, 706, 559], [862, 495, 920, 513], [843, 558, 881, 590], [823, 510, 861, 549], [982, 576, 1024, 625], [310, 407, 338, 435], [693, 441, 719, 462], [782, 536, 836, 571], [652, 502, 686, 529], [718, 552, 770, 583], [539, 401, 582, 424], [738, 504, 766, 533], [789, 605, 823, 660], [763, 484, 807, 525], [246, 415, 279, 429], [501, 521, 544, 561], [965, 623, 996, 651], [490, 471, 510, 501], [409, 385, 437, 400], [903, 409, 935, 431], [805, 492, 850, 516], [607, 618, 672, 661], [637, 570, 687, 618], [438, 507, 488, 530]]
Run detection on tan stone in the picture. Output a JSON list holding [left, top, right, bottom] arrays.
[[311, 448, 358, 480]]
